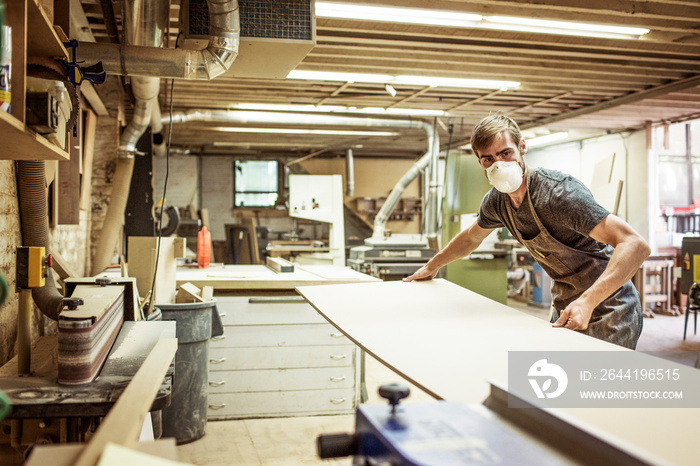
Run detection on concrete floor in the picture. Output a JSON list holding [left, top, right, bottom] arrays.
[[175, 300, 700, 465]]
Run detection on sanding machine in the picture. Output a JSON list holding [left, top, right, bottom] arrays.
[[58, 278, 137, 385], [318, 384, 653, 466]]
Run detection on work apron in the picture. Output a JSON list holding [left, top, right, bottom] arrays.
[[503, 175, 642, 349]]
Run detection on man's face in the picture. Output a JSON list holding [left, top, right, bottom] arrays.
[[477, 131, 527, 172]]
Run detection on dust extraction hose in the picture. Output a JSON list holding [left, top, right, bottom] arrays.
[[16, 161, 63, 320]]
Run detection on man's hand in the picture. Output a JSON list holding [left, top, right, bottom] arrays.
[[552, 297, 595, 330], [403, 265, 438, 282]]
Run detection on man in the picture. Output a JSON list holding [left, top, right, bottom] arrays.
[[404, 114, 650, 349]]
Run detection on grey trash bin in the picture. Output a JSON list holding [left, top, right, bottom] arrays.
[[158, 300, 223, 444]]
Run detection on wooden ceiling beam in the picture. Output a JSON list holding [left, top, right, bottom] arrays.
[[387, 86, 434, 108], [308, 45, 700, 74], [317, 26, 700, 58], [520, 74, 700, 129]]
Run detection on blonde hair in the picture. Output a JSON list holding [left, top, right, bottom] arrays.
[[470, 114, 523, 158]]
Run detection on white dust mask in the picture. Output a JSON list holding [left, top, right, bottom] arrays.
[[485, 160, 524, 193]]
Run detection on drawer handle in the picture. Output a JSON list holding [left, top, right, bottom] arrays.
[[219, 312, 226, 317], [330, 376, 346, 382], [209, 380, 226, 387], [330, 332, 344, 338], [330, 354, 347, 360], [209, 357, 227, 364], [208, 403, 227, 410], [330, 398, 346, 405], [211, 335, 226, 341]]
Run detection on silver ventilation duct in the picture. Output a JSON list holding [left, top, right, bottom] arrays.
[[345, 148, 355, 197], [77, 1, 240, 80], [91, 1, 240, 275], [161, 110, 439, 242]]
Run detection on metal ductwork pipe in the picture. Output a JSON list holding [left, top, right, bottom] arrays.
[[151, 102, 166, 157], [372, 150, 432, 241], [77, 1, 240, 81], [92, 0, 240, 275], [17, 161, 63, 320], [345, 148, 354, 197], [161, 110, 439, 240]]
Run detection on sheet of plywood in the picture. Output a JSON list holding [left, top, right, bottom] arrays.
[[174, 264, 378, 291], [298, 279, 618, 402], [129, 237, 184, 304], [80, 110, 97, 211], [296, 279, 700, 466]]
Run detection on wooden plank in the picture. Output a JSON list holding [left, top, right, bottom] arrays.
[[241, 217, 261, 264], [72, 338, 177, 466], [49, 247, 80, 279], [266, 256, 295, 273], [26, 0, 68, 59], [25, 439, 182, 466], [6, 0, 27, 123], [0, 112, 69, 160], [58, 112, 81, 224], [174, 264, 378, 291], [128, 237, 180, 304], [80, 81, 109, 116], [176, 282, 204, 303], [80, 110, 97, 210], [296, 279, 700, 466]]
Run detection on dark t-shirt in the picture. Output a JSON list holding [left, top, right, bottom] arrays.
[[477, 167, 611, 255]]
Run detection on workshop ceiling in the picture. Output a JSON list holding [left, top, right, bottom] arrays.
[[78, 0, 700, 160]]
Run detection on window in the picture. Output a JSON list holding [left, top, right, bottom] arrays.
[[655, 121, 700, 207], [233, 160, 280, 208]]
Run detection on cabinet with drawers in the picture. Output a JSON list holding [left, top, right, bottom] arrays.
[[207, 295, 362, 419]]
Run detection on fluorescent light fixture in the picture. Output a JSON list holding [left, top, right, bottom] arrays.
[[484, 16, 649, 39], [385, 83, 397, 97], [229, 103, 445, 116], [316, 2, 482, 27], [316, 2, 649, 39], [210, 127, 399, 136], [486, 16, 649, 37], [287, 70, 519, 90], [288, 70, 393, 83], [527, 132, 569, 147]]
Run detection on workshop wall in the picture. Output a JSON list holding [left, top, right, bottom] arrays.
[[526, 129, 650, 242], [0, 161, 22, 365], [201, 156, 236, 242], [152, 155, 199, 214], [301, 157, 422, 235], [194, 156, 421, 244]]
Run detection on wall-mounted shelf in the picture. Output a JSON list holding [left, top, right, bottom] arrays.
[[0, 111, 69, 160], [0, 0, 69, 161]]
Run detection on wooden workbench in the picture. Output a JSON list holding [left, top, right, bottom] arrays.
[[297, 279, 700, 466], [175, 264, 377, 292]]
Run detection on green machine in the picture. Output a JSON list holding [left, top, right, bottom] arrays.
[[441, 152, 509, 304]]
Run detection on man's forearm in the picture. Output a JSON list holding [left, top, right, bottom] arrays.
[[578, 236, 650, 308], [424, 228, 484, 272]]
